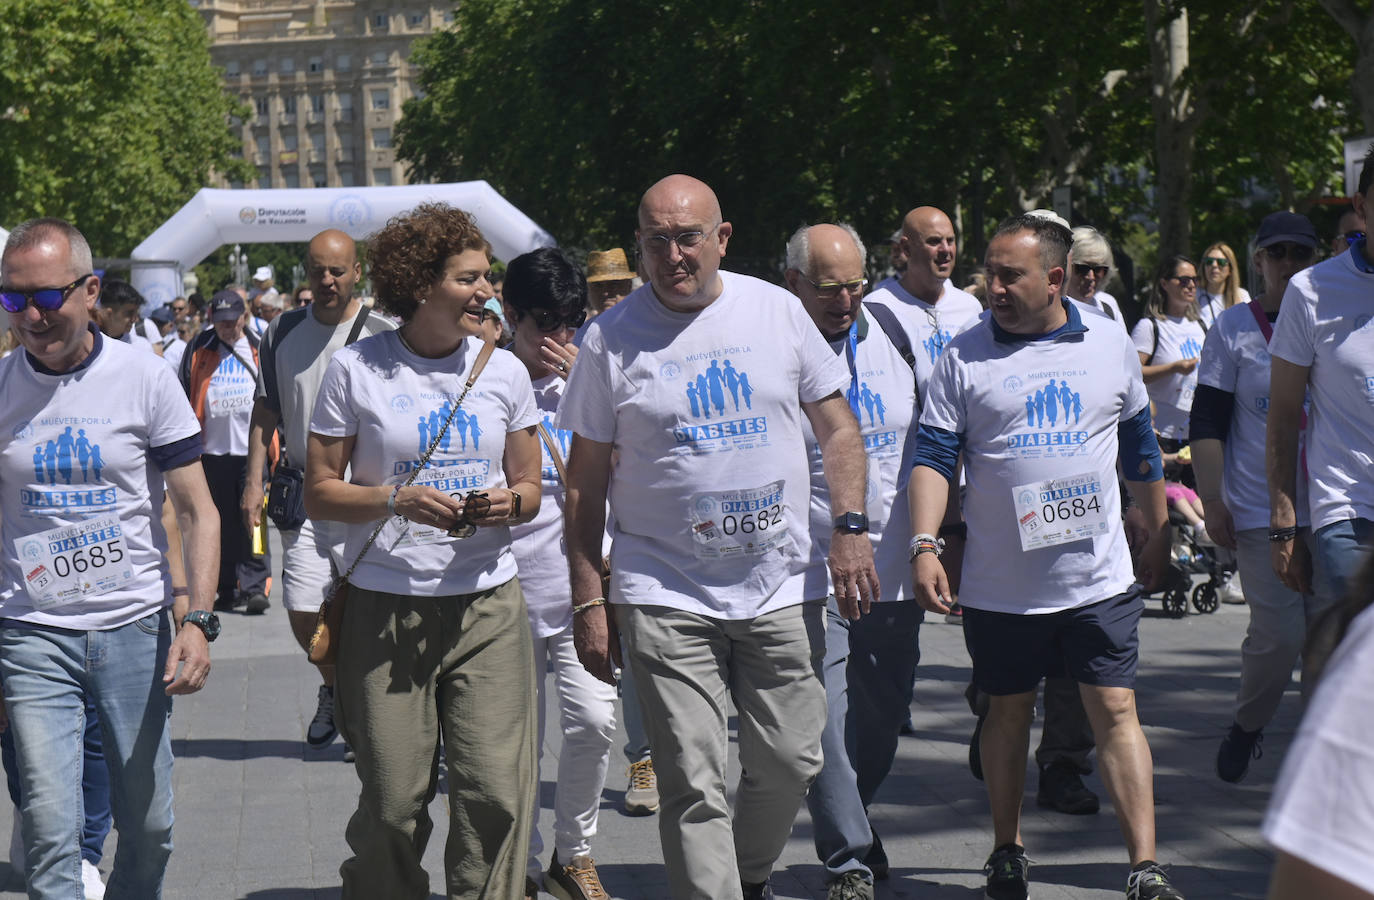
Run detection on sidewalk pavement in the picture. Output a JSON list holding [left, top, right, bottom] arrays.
[[0, 552, 1290, 899]]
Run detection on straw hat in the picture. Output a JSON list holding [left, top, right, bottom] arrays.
[[586, 248, 634, 283]]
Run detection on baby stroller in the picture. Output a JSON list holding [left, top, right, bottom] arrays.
[[1153, 509, 1226, 618]]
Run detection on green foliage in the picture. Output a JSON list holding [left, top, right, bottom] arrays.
[[0, 0, 251, 257], [397, 0, 1359, 283]]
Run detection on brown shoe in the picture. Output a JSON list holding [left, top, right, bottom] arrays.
[[623, 757, 659, 815], [545, 851, 609, 900]]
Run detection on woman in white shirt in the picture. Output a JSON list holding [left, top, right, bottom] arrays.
[[1197, 242, 1252, 328], [1131, 256, 1207, 460], [305, 203, 544, 900]]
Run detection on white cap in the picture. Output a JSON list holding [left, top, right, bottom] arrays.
[[252, 265, 274, 283]]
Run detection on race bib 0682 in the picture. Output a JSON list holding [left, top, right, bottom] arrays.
[[689, 480, 790, 560]]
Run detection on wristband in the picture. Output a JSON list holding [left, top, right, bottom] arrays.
[[171, 587, 189, 598], [572, 598, 607, 615], [1268, 526, 1298, 542], [387, 484, 401, 517], [909, 533, 945, 559]]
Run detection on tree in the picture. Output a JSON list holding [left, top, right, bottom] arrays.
[[0, 0, 250, 257], [1319, 0, 1374, 132]]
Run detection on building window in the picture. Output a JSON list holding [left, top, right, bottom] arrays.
[[308, 56, 323, 73], [253, 59, 268, 76], [313, 171, 328, 188], [371, 51, 388, 67], [282, 133, 298, 152], [339, 169, 354, 187], [336, 53, 351, 72], [338, 93, 353, 121], [282, 95, 297, 114], [256, 135, 270, 159], [280, 57, 294, 74], [225, 60, 240, 77], [373, 12, 388, 28], [229, 179, 245, 190], [408, 12, 426, 26], [258, 167, 271, 187], [373, 168, 394, 186], [370, 89, 389, 110], [283, 171, 300, 189], [443, 10, 454, 22], [254, 96, 270, 117], [371, 128, 391, 149]]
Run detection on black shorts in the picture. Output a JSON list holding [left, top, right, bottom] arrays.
[[962, 588, 1144, 696]]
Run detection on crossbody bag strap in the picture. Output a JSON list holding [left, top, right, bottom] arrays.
[[344, 308, 369, 345], [536, 422, 568, 485], [336, 339, 497, 583]]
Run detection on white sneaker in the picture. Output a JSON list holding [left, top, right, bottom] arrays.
[[1219, 572, 1246, 604], [81, 859, 106, 900], [1193, 523, 1215, 546], [9, 807, 23, 875]]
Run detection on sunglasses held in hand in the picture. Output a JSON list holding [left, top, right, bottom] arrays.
[[447, 491, 492, 539]]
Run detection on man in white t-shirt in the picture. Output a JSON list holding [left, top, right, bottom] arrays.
[[0, 218, 220, 898], [1268, 149, 1374, 610], [180, 291, 272, 614], [784, 223, 918, 900], [909, 214, 1183, 900], [95, 278, 160, 355], [558, 175, 878, 900], [240, 230, 394, 757]]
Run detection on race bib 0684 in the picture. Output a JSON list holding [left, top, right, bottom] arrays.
[[1012, 472, 1110, 552]]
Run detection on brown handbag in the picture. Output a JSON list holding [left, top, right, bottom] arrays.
[[307, 340, 496, 666]]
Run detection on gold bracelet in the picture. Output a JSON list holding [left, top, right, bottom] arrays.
[[572, 598, 607, 615]]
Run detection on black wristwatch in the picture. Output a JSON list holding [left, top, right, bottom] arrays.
[[184, 610, 221, 642], [833, 512, 869, 534]]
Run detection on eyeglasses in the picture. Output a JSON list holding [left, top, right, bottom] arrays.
[[1263, 243, 1315, 262], [1169, 275, 1199, 288], [0, 274, 93, 314], [1072, 264, 1108, 278], [447, 491, 492, 539], [1344, 230, 1367, 247], [524, 306, 588, 333], [804, 277, 867, 299], [1202, 256, 1230, 268], [641, 226, 716, 257]]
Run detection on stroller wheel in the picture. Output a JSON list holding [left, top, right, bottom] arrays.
[[1162, 588, 1188, 618], [1192, 582, 1219, 614]]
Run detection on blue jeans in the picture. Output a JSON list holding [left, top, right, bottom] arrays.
[[806, 598, 923, 880], [0, 611, 175, 899], [1313, 517, 1374, 608], [2, 692, 112, 866]]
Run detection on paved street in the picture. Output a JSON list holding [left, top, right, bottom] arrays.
[[0, 543, 1292, 899]]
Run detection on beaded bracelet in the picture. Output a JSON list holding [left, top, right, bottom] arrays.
[[387, 484, 402, 517], [572, 598, 607, 615], [909, 533, 945, 560], [1268, 525, 1298, 543]]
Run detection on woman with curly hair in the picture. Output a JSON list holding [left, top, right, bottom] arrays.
[[1196, 241, 1251, 328], [304, 202, 543, 899]]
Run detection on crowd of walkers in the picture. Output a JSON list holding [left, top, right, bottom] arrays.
[[0, 145, 1369, 900]]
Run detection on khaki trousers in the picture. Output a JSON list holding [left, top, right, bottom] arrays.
[[335, 578, 536, 900]]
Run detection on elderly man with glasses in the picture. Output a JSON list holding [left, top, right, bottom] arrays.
[[558, 175, 877, 900]]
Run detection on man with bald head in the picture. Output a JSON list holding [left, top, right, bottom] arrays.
[[240, 229, 394, 756], [559, 177, 878, 899], [784, 223, 920, 900]]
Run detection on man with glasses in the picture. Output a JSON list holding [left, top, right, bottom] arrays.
[[784, 223, 918, 900], [0, 218, 221, 898], [559, 175, 877, 900], [1329, 205, 1365, 257], [1268, 149, 1374, 616], [239, 229, 393, 758]]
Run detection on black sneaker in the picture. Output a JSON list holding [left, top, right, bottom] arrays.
[[213, 593, 243, 612], [1216, 723, 1263, 783], [244, 591, 270, 614], [1036, 760, 1100, 815], [983, 843, 1029, 900], [741, 877, 774, 900], [863, 821, 889, 880], [307, 684, 338, 746], [1127, 862, 1184, 899]]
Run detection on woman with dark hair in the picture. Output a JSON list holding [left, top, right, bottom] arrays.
[[501, 248, 618, 900], [1130, 255, 1206, 456], [304, 202, 543, 899]]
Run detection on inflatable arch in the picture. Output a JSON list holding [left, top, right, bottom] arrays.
[[130, 182, 555, 307]]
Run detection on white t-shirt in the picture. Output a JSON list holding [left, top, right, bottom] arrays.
[[1197, 288, 1252, 329], [1069, 293, 1127, 330], [510, 373, 576, 639], [1196, 302, 1307, 532], [201, 335, 257, 457], [556, 272, 850, 620], [1264, 603, 1374, 889], [863, 278, 985, 405], [258, 305, 396, 465], [161, 335, 186, 372], [1269, 248, 1374, 531], [920, 302, 1149, 614], [802, 305, 918, 603], [310, 333, 539, 596], [1130, 315, 1206, 440], [0, 336, 201, 629]]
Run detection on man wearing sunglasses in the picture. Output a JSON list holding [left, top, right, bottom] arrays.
[[1268, 150, 1374, 619], [559, 175, 877, 900], [1328, 205, 1365, 257], [0, 218, 221, 898]]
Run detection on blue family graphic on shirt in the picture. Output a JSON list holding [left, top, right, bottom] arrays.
[[1023, 380, 1084, 429], [540, 414, 572, 482], [416, 400, 482, 455], [1179, 337, 1203, 359], [922, 327, 955, 365], [685, 358, 754, 419], [33, 427, 104, 485]]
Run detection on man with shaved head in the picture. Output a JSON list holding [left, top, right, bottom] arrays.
[[559, 177, 878, 899], [784, 223, 920, 900], [240, 229, 394, 757]]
